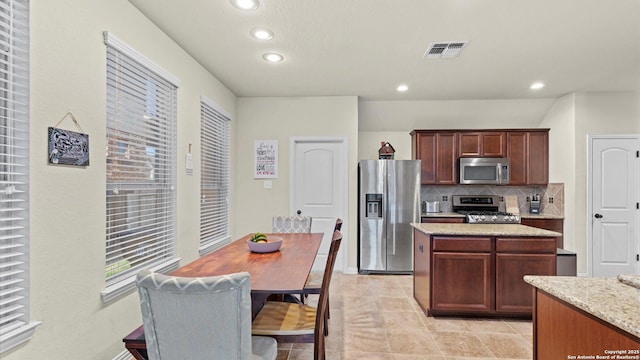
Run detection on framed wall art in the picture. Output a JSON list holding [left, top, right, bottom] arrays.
[[48, 126, 90, 166], [254, 140, 278, 178]]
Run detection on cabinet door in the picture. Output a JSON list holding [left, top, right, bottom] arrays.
[[413, 230, 430, 312], [495, 253, 555, 314], [482, 132, 506, 157], [459, 132, 506, 157], [413, 132, 457, 185], [413, 132, 436, 184], [507, 130, 549, 185], [527, 131, 549, 185], [432, 252, 493, 314], [507, 132, 527, 185], [436, 133, 457, 184], [459, 132, 482, 157]]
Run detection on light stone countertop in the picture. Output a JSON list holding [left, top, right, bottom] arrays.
[[411, 222, 562, 237], [520, 213, 565, 220], [524, 275, 640, 339], [420, 212, 465, 218]]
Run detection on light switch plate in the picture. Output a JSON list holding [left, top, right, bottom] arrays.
[[263, 180, 272, 189]]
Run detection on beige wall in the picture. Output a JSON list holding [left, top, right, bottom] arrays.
[[573, 91, 640, 274], [539, 93, 578, 264], [540, 91, 639, 275], [358, 131, 413, 160], [10, 0, 236, 359], [235, 96, 359, 272]]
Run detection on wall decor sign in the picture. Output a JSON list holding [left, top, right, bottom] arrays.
[[48, 127, 90, 166], [48, 112, 89, 166], [254, 140, 278, 178]]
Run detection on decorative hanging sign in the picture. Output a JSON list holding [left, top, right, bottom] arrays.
[[254, 140, 278, 178], [48, 112, 90, 166]]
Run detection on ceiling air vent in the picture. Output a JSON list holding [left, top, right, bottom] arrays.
[[424, 41, 468, 59]]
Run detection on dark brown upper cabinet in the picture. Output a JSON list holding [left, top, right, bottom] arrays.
[[507, 130, 549, 185], [412, 128, 549, 186], [458, 131, 506, 158], [411, 131, 458, 185]]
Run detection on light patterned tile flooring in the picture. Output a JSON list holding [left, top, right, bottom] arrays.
[[277, 273, 533, 360]]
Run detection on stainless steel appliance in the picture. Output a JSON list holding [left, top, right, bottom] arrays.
[[452, 195, 521, 224], [358, 160, 420, 274], [459, 157, 510, 185], [557, 249, 577, 276]]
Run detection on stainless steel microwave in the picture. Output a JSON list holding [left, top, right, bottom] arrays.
[[459, 157, 509, 185]]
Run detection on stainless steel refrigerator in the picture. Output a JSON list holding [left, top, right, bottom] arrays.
[[358, 160, 420, 274]]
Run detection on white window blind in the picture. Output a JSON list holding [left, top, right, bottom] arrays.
[[0, 0, 40, 353], [199, 97, 230, 253], [103, 33, 178, 300]]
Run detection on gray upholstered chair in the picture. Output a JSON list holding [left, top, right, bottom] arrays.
[[136, 270, 277, 360], [271, 215, 312, 233]]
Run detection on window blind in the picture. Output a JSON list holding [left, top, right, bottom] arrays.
[[0, 0, 40, 353], [104, 33, 178, 292], [199, 97, 230, 253]]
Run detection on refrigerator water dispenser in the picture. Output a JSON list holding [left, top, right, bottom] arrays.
[[365, 194, 383, 218]]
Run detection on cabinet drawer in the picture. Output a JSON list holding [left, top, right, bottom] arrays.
[[496, 237, 556, 253], [433, 236, 492, 252]]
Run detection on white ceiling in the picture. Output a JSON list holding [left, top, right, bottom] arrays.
[[128, 0, 640, 102]]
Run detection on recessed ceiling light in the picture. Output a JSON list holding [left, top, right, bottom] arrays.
[[263, 52, 284, 62], [530, 82, 545, 90], [397, 84, 409, 92], [230, 0, 259, 11], [251, 28, 273, 40]]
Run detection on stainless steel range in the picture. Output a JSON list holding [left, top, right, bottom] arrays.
[[452, 195, 521, 224]]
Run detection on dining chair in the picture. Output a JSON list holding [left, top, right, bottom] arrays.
[[271, 215, 312, 233], [136, 270, 277, 360], [252, 229, 343, 360], [271, 215, 312, 302], [302, 218, 343, 313]]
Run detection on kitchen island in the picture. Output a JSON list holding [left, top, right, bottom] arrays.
[[524, 275, 640, 359], [412, 222, 561, 317]]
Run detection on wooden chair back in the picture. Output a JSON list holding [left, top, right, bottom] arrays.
[[313, 229, 342, 359]]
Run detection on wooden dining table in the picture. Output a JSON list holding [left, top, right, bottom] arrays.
[[122, 232, 323, 360]]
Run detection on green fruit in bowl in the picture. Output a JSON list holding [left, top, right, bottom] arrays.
[[250, 232, 268, 243]]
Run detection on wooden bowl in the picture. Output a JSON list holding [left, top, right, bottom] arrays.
[[247, 236, 282, 253]]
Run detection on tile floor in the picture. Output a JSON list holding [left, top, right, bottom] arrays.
[[278, 273, 533, 360]]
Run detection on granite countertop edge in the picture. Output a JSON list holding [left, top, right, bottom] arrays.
[[520, 214, 565, 220], [420, 212, 465, 218], [420, 212, 564, 220], [411, 222, 562, 237], [524, 275, 640, 339]]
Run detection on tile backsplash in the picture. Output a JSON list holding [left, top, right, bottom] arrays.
[[421, 182, 564, 216]]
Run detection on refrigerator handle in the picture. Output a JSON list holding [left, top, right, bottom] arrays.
[[391, 232, 396, 255], [387, 162, 396, 256]]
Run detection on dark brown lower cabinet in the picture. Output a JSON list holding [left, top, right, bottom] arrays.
[[413, 230, 556, 317], [495, 253, 555, 314], [432, 252, 493, 314]]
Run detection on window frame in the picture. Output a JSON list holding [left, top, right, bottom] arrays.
[[101, 32, 181, 303], [199, 96, 231, 255], [0, 0, 41, 353]]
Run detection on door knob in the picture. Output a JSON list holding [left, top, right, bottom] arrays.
[[594, 213, 603, 219], [297, 210, 302, 215]]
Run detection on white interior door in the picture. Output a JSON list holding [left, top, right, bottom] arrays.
[[589, 135, 639, 276], [291, 137, 347, 272]]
